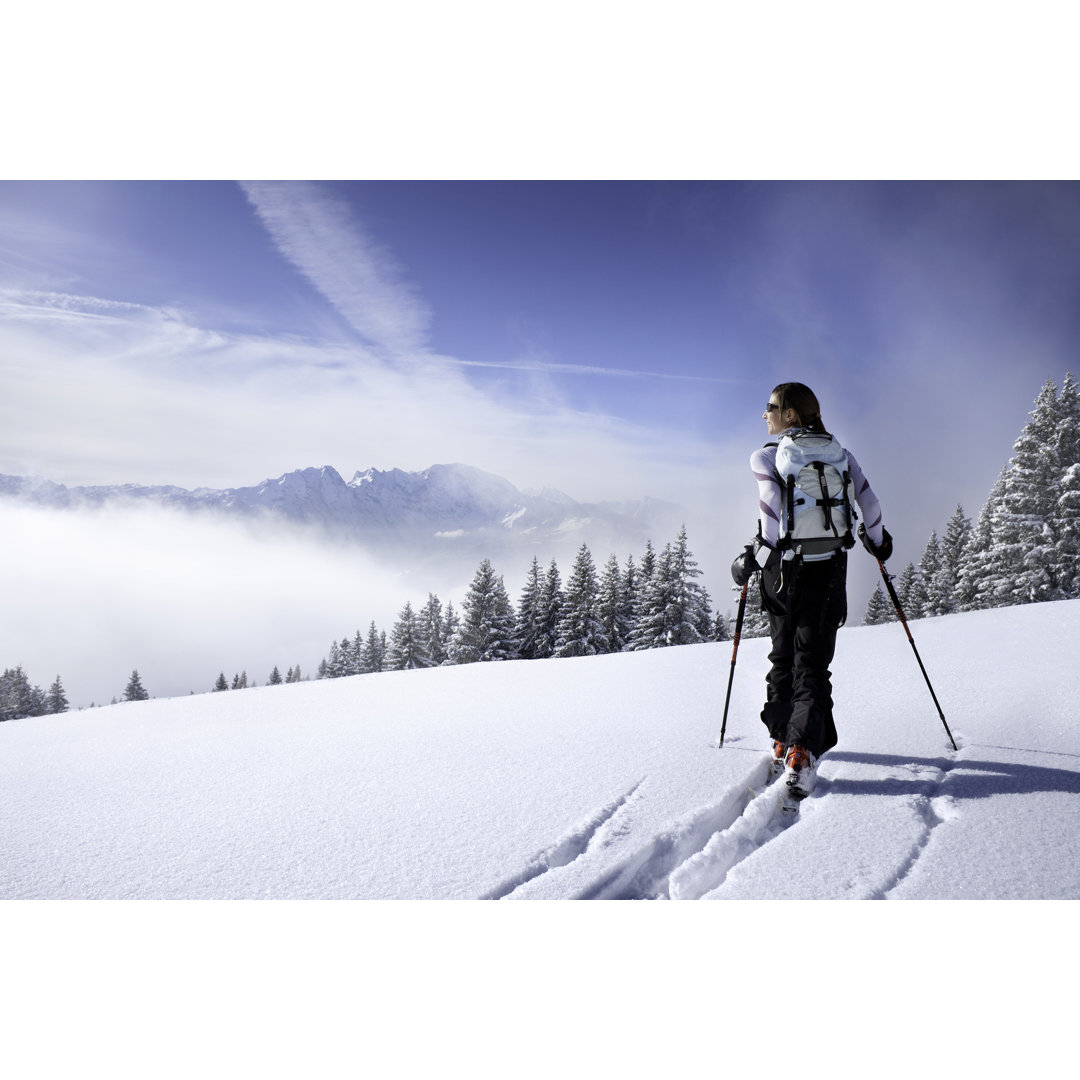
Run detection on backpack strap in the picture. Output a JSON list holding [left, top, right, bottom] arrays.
[[841, 468, 857, 539], [812, 461, 835, 534], [768, 465, 799, 553], [784, 474, 797, 548]]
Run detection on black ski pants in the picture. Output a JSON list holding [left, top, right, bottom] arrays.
[[759, 551, 847, 759]]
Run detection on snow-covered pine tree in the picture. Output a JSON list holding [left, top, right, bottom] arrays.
[[360, 622, 386, 674], [598, 553, 630, 653], [213, 672, 229, 691], [626, 543, 667, 650], [124, 670, 149, 701], [920, 531, 951, 617], [923, 374, 1080, 613], [1055, 371, 1080, 462], [333, 640, 353, 678], [451, 558, 520, 664], [639, 540, 656, 584], [555, 544, 610, 657], [286, 665, 302, 683], [325, 640, 346, 679], [534, 559, 564, 660], [440, 602, 460, 664], [268, 666, 283, 685], [670, 525, 711, 644], [711, 610, 730, 642], [892, 563, 915, 619], [1057, 462, 1080, 598], [905, 533, 939, 618], [621, 554, 640, 641], [341, 632, 362, 677], [628, 542, 678, 649], [388, 601, 433, 670], [697, 587, 715, 641], [0, 666, 46, 721], [419, 594, 448, 667], [863, 581, 893, 625], [630, 528, 712, 649], [957, 469, 1006, 610], [989, 378, 1064, 605], [1053, 372, 1080, 598], [516, 557, 544, 660], [932, 505, 972, 615], [45, 675, 68, 714]]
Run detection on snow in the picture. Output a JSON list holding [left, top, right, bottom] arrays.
[[4, 599, 1078, 901], [5, 600, 1076, 1076]]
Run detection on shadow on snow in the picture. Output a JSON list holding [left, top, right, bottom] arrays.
[[823, 749, 1080, 800]]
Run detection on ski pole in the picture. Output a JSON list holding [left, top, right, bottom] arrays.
[[876, 559, 958, 751], [719, 579, 749, 748]]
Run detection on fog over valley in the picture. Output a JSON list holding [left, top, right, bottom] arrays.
[[1, 463, 698, 707]]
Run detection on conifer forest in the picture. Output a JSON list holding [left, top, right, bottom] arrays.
[[862, 373, 1080, 625]]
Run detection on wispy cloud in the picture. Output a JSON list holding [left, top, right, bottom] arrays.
[[0, 287, 166, 325], [0, 284, 733, 512], [235, 183, 736, 389], [238, 181, 432, 356], [447, 354, 741, 383]]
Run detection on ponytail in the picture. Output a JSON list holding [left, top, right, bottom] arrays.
[[772, 382, 827, 434]]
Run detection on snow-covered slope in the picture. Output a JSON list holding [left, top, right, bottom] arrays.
[[3, 599, 1077, 901]]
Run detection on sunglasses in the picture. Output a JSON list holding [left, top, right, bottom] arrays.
[[766, 403, 780, 412]]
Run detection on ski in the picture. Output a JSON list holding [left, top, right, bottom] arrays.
[[751, 751, 803, 820], [779, 787, 804, 817], [778, 747, 819, 816], [779, 764, 820, 816]]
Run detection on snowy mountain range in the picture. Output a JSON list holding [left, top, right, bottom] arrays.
[[0, 463, 684, 565]]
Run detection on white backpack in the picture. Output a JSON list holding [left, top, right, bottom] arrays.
[[772, 430, 857, 558]]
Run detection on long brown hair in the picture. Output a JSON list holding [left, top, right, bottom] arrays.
[[772, 382, 827, 434]]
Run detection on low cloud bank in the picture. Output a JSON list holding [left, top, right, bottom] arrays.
[[2, 491, 745, 710], [1, 502, 419, 707]]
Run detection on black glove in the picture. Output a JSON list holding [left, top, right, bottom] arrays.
[[731, 544, 757, 586], [858, 524, 893, 562]]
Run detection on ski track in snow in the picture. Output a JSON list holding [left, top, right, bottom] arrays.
[[574, 758, 784, 900], [566, 743, 971, 901], [479, 780, 645, 899], [864, 754, 957, 899]]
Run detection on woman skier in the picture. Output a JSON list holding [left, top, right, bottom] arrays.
[[731, 382, 892, 799]]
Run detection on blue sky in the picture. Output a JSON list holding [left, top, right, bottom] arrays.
[[3, 180, 1080, 589]]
